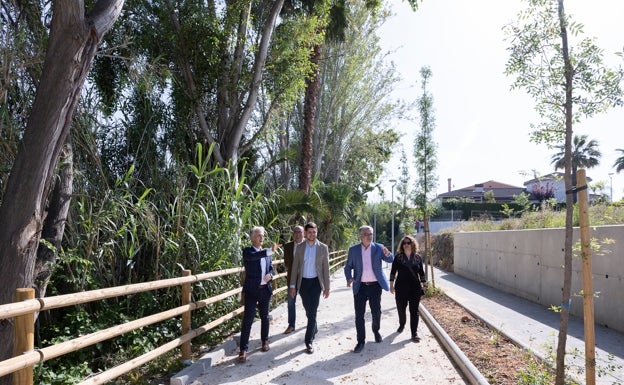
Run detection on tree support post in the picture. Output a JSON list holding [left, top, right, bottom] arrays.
[[181, 270, 192, 363], [577, 169, 596, 385]]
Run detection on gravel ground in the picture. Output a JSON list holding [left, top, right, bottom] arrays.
[[189, 270, 465, 385]]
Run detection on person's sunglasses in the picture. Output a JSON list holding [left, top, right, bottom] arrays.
[[403, 241, 412, 245]]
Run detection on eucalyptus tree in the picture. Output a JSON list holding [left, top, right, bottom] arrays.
[[0, 3, 43, 193], [550, 134, 601, 203], [169, 0, 285, 168], [0, 0, 125, 371], [92, 0, 318, 177], [238, 13, 323, 191], [504, 1, 623, 382]]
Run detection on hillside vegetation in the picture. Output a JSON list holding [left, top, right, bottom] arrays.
[[430, 203, 624, 271], [444, 203, 624, 232]]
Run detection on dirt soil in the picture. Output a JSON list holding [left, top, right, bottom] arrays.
[[421, 294, 555, 385]]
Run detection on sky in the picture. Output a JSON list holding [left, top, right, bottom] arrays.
[[372, 0, 624, 202]]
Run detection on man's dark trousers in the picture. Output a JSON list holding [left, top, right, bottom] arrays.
[[354, 282, 382, 343], [239, 285, 271, 351], [299, 277, 321, 345]]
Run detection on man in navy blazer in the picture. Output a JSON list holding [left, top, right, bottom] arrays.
[[238, 226, 280, 362], [344, 225, 394, 353]]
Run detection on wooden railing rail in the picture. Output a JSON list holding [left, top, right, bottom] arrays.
[[0, 250, 347, 385], [329, 253, 348, 271], [0, 265, 257, 321]]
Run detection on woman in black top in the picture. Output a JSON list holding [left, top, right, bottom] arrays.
[[390, 235, 428, 342]]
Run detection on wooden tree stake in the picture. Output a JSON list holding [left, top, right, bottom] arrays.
[[577, 169, 595, 385]]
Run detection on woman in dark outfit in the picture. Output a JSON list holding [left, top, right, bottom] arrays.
[[389, 235, 428, 342]]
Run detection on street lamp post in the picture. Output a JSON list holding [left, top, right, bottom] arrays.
[[609, 173, 614, 202], [390, 179, 397, 259], [373, 204, 377, 243]]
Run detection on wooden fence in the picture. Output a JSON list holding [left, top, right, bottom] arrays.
[[0, 250, 348, 385]]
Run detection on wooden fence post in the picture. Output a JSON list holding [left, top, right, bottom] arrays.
[[577, 169, 596, 385], [240, 270, 246, 317], [181, 270, 192, 363], [13, 288, 35, 385]]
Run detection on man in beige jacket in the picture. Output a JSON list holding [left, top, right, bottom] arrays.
[[289, 222, 330, 354]]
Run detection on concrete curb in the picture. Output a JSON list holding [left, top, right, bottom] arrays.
[[170, 339, 237, 385], [439, 291, 584, 385], [419, 303, 491, 385], [170, 302, 288, 385]]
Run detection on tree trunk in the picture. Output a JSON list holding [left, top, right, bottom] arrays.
[[312, 61, 327, 178], [225, 0, 285, 164], [279, 116, 292, 189], [300, 44, 322, 193], [34, 141, 74, 300], [165, 0, 225, 166], [555, 1, 573, 383], [0, 0, 124, 372]]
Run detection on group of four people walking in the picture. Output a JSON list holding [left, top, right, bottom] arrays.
[[238, 223, 427, 361]]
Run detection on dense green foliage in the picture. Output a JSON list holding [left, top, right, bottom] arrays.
[[38, 144, 283, 382], [0, 1, 408, 382]]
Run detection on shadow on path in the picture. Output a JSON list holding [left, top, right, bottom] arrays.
[[185, 270, 465, 385]]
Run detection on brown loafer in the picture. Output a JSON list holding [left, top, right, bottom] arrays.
[[283, 326, 295, 334], [261, 342, 270, 352], [238, 350, 247, 362]]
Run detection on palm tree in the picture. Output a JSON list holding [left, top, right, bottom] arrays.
[[614, 149, 624, 173], [551, 134, 601, 203]]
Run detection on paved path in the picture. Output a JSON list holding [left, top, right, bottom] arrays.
[[178, 269, 465, 385], [174, 266, 624, 385]]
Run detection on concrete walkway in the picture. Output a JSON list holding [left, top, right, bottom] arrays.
[[173, 267, 624, 385], [174, 269, 465, 385]]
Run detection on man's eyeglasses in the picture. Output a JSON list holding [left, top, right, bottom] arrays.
[[361, 233, 373, 237]]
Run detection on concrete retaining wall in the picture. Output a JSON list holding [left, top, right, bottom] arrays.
[[453, 225, 624, 334]]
